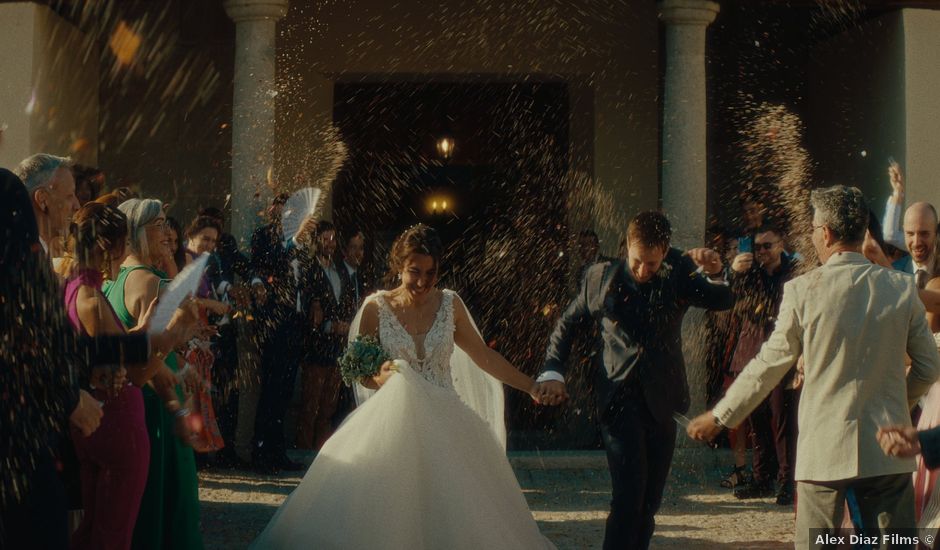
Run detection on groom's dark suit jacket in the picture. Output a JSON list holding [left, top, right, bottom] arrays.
[[542, 248, 734, 424]]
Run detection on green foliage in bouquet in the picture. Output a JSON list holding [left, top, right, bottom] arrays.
[[339, 335, 392, 387]]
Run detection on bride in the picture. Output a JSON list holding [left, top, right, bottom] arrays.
[[251, 224, 555, 549]]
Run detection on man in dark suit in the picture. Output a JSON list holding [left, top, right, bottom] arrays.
[[331, 229, 372, 427], [248, 194, 313, 473], [297, 221, 348, 450], [538, 211, 734, 550]]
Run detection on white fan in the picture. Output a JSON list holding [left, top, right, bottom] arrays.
[[148, 252, 210, 334], [281, 187, 322, 242]]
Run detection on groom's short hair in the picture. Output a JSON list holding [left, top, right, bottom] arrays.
[[627, 211, 671, 251]]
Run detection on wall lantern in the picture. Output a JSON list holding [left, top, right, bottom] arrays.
[[436, 136, 455, 160]]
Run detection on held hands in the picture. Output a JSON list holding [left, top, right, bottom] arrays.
[[731, 253, 754, 274], [687, 410, 723, 442], [534, 380, 569, 406], [877, 426, 921, 459], [687, 248, 723, 276]]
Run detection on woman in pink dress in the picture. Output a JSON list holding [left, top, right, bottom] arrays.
[[57, 202, 182, 550]]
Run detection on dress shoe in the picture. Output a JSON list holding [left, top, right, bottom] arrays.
[[733, 480, 775, 499], [775, 483, 794, 506]]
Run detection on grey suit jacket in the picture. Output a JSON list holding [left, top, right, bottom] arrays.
[[714, 252, 940, 482]]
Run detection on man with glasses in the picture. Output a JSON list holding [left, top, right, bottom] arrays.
[[726, 224, 799, 504]]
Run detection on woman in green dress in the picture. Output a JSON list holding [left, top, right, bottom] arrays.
[[104, 198, 204, 550]]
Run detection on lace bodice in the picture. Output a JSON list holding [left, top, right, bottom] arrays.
[[375, 290, 456, 390]]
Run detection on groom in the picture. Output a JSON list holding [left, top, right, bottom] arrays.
[[538, 211, 734, 549]]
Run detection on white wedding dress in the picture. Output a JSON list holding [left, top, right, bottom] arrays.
[[250, 290, 555, 549]]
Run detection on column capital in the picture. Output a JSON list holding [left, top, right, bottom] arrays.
[[224, 0, 289, 23], [659, 0, 719, 26]]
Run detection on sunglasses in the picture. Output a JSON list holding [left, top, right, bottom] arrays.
[[754, 241, 780, 251]]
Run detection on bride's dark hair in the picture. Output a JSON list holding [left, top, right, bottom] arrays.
[[384, 224, 443, 288]]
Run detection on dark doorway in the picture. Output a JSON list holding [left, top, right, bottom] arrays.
[[332, 78, 580, 447]]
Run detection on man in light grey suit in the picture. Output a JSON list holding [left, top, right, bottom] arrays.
[[688, 185, 940, 548]]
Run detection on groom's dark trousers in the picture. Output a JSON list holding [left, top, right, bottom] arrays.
[[542, 251, 733, 550], [601, 379, 677, 549]]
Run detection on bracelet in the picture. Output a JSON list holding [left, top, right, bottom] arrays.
[[174, 407, 190, 419]]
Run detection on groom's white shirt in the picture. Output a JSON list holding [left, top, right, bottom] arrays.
[[714, 251, 940, 482]]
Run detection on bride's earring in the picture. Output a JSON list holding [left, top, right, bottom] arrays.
[[397, 272, 402, 281]]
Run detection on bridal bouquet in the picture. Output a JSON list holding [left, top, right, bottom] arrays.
[[339, 335, 393, 387]]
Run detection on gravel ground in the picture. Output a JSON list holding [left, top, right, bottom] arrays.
[[199, 448, 794, 549]]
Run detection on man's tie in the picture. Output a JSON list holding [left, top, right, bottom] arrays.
[[916, 268, 928, 290], [351, 272, 359, 304]]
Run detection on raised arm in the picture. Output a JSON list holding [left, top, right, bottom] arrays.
[[679, 250, 734, 311], [883, 161, 905, 249], [452, 294, 539, 399]]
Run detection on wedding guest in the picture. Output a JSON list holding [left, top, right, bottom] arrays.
[[737, 196, 767, 254], [882, 165, 939, 282], [689, 185, 940, 547], [59, 202, 194, 550], [16, 153, 85, 524], [0, 169, 187, 549], [14, 153, 80, 263], [195, 207, 246, 467], [297, 221, 347, 450], [539, 210, 733, 549], [198, 206, 251, 284], [332, 229, 371, 426], [166, 216, 187, 272], [106, 198, 204, 550], [249, 194, 308, 473], [183, 215, 228, 456], [726, 224, 798, 505]]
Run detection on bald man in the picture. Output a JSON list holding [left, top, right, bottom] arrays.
[[892, 202, 939, 288]]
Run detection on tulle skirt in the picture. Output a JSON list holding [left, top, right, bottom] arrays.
[[251, 363, 555, 550]]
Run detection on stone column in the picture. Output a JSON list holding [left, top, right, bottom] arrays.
[[659, 0, 719, 250], [224, 0, 288, 463], [224, 0, 288, 246]]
